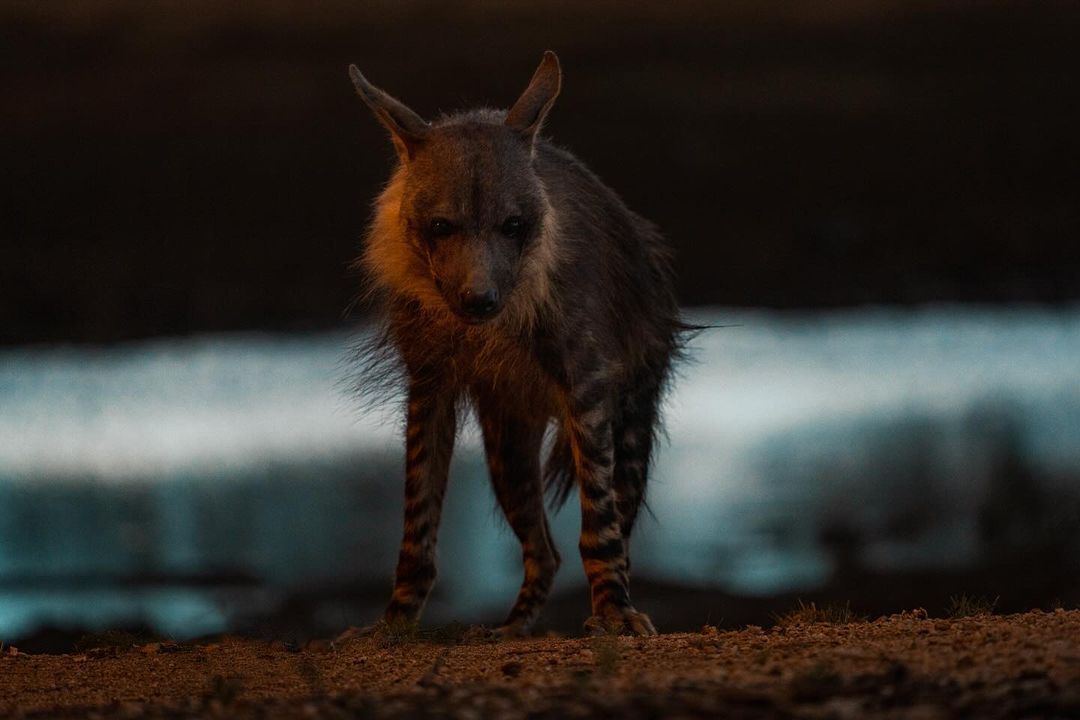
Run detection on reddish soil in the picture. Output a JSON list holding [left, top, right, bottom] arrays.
[[3, 610, 1080, 719]]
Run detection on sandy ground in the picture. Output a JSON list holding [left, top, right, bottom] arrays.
[[3, 610, 1080, 719]]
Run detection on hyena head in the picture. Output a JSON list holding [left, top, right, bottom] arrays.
[[350, 52, 562, 326]]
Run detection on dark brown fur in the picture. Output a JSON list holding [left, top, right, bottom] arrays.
[[347, 52, 684, 636]]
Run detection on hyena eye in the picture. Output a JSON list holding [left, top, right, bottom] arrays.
[[428, 218, 455, 238], [501, 215, 527, 240]]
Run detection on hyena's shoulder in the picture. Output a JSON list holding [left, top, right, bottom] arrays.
[[534, 141, 669, 260], [532, 141, 681, 374]]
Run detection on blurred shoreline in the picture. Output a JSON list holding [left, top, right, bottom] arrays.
[[3, 306, 1078, 648]]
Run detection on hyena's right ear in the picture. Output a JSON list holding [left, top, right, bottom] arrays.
[[348, 65, 430, 161], [506, 51, 561, 146]]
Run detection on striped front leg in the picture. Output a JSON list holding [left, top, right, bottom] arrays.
[[568, 372, 657, 637], [384, 380, 457, 624], [476, 395, 560, 636]]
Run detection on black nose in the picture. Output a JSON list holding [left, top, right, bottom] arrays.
[[460, 288, 500, 319]]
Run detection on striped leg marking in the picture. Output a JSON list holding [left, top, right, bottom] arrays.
[[612, 378, 661, 573], [569, 371, 656, 637], [478, 398, 560, 636], [384, 381, 457, 624]]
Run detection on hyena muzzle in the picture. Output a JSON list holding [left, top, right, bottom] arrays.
[[345, 51, 684, 637]]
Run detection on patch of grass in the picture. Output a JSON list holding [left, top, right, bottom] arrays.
[[946, 594, 998, 618], [773, 600, 863, 627], [369, 619, 481, 647], [590, 634, 621, 677]]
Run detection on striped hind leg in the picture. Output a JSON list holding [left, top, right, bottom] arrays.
[[382, 380, 457, 624], [476, 395, 560, 636], [613, 379, 661, 551], [566, 367, 657, 636]]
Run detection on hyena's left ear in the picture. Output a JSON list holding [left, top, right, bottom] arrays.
[[349, 64, 430, 161], [506, 51, 561, 145]]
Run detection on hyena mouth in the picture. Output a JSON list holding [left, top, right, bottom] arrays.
[[456, 307, 502, 325]]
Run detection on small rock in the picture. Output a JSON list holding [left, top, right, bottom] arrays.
[[501, 661, 523, 677], [88, 646, 119, 659], [305, 639, 333, 654]]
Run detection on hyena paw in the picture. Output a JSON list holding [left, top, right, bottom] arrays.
[[333, 624, 377, 645], [335, 616, 420, 646], [493, 619, 533, 639], [584, 606, 657, 637], [460, 625, 500, 644]]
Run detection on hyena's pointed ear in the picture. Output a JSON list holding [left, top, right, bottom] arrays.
[[349, 64, 430, 160], [505, 51, 561, 145]]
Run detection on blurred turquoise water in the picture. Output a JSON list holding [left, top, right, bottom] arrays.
[[2, 307, 1079, 639]]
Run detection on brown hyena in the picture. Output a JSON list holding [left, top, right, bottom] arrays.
[[346, 51, 686, 636]]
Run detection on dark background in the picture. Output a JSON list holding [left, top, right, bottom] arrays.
[[3, 0, 1078, 345]]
